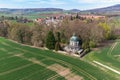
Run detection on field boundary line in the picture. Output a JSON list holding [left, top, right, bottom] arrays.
[[26, 69, 55, 80], [20, 68, 47, 80], [107, 42, 117, 56], [93, 61, 120, 75], [47, 74, 60, 80], [0, 55, 15, 61], [0, 63, 33, 76]]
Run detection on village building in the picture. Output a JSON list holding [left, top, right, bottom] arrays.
[[80, 15, 105, 19], [45, 17, 61, 27], [35, 16, 64, 27], [64, 33, 83, 54], [35, 18, 43, 23]]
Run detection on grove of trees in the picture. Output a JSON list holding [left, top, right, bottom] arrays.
[[0, 16, 120, 52]]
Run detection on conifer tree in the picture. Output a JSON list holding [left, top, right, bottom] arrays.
[[46, 31, 56, 50], [55, 32, 61, 51], [55, 42, 60, 51], [76, 13, 79, 19]]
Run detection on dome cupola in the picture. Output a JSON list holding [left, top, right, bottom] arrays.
[[70, 33, 79, 42]]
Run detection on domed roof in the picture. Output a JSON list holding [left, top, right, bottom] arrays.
[[70, 33, 79, 42]]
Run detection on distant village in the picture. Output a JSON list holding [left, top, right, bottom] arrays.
[[35, 14, 105, 26], [0, 13, 105, 26]]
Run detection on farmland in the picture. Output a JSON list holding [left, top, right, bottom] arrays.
[[84, 40, 120, 78], [0, 37, 119, 80], [0, 11, 64, 20]]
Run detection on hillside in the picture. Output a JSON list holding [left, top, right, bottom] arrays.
[[67, 9, 80, 13], [1, 4, 120, 15], [83, 4, 120, 15], [0, 8, 64, 14]]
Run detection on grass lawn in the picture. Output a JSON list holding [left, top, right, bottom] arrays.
[[0, 37, 119, 80]]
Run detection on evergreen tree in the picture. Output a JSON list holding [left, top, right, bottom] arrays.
[[76, 13, 79, 19], [60, 31, 66, 43], [55, 32, 61, 51], [1, 16, 5, 21], [46, 31, 56, 50], [56, 32, 61, 42], [78, 35, 82, 46], [55, 42, 61, 51]]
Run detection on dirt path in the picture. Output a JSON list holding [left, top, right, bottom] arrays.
[[0, 55, 15, 61], [107, 42, 118, 56], [93, 61, 120, 75]]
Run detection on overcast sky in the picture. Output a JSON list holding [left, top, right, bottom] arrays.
[[0, 0, 120, 10]]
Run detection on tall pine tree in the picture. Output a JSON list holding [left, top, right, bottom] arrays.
[[55, 32, 61, 51], [46, 31, 56, 50]]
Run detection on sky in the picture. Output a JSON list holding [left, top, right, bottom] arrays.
[[0, 0, 120, 10]]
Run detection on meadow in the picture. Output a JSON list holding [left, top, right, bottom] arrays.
[[0, 37, 119, 80], [0, 11, 63, 20]]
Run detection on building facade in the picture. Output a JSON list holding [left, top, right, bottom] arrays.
[[64, 33, 82, 54]]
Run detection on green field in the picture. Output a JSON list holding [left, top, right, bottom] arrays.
[[0, 37, 119, 80], [0, 12, 62, 20], [84, 40, 120, 78]]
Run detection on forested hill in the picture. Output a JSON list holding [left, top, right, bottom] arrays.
[[0, 8, 64, 14], [83, 4, 120, 15], [1, 4, 120, 14]]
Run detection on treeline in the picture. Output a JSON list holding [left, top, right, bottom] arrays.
[[0, 16, 33, 23], [0, 18, 119, 51]]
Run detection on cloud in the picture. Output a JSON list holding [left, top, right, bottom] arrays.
[[76, 0, 120, 3], [50, 0, 66, 5], [0, 0, 120, 9], [102, 0, 120, 3], [13, 0, 25, 2], [0, 4, 8, 8], [28, 0, 66, 5]]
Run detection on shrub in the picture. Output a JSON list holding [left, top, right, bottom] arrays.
[[84, 48, 91, 53], [89, 41, 96, 48]]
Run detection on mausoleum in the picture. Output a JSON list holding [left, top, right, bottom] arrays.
[[64, 33, 83, 54]]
